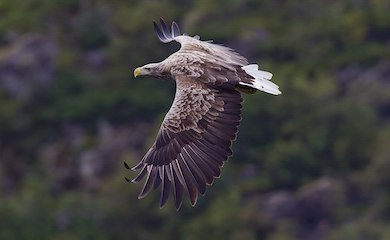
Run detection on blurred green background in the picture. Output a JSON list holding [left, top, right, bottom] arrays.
[[0, 0, 389, 239]]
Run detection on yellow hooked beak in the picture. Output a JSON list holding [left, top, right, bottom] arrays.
[[134, 67, 143, 78]]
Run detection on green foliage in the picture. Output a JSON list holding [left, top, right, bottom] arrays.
[[328, 220, 390, 240], [74, 12, 109, 50]]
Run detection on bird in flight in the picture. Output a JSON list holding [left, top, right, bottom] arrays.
[[125, 18, 281, 210]]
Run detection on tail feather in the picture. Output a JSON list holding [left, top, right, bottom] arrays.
[[240, 64, 281, 95]]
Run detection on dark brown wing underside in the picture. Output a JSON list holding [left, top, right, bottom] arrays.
[[126, 89, 242, 210]]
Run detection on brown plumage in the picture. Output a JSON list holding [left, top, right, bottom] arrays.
[[127, 18, 281, 210]]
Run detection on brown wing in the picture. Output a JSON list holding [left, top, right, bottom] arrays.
[[198, 60, 255, 89], [127, 77, 242, 209], [168, 51, 255, 92]]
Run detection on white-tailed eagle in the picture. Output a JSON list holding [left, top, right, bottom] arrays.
[[125, 19, 281, 210]]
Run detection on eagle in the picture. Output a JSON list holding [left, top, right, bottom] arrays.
[[125, 19, 281, 210]]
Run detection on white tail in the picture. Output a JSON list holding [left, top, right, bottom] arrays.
[[240, 64, 281, 95]]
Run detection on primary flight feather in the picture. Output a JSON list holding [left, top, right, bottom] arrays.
[[126, 18, 281, 210]]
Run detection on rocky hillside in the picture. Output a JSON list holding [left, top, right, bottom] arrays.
[[0, 1, 389, 239]]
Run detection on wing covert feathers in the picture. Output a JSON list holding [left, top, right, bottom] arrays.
[[126, 81, 242, 210]]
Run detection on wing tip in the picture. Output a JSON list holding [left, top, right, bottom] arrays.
[[153, 17, 182, 43], [190, 194, 198, 207], [171, 21, 181, 37], [138, 194, 146, 200]]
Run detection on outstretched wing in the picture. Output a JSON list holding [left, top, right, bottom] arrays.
[[154, 18, 248, 66], [126, 76, 242, 209], [153, 18, 181, 43]]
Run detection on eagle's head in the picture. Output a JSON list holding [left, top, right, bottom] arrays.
[[134, 63, 166, 78]]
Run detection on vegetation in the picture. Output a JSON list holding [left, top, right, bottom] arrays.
[[0, 0, 389, 239]]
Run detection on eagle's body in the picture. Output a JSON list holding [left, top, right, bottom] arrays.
[[127, 19, 281, 209]]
